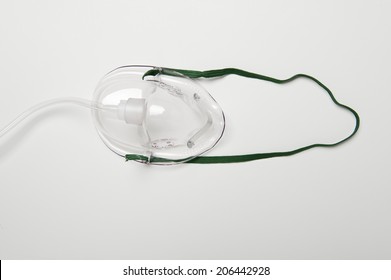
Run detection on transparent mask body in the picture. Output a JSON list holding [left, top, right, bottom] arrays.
[[92, 66, 225, 164]]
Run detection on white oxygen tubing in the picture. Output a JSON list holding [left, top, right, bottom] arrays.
[[0, 97, 97, 138], [0, 97, 142, 151]]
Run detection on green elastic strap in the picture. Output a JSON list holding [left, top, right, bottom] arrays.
[[126, 67, 360, 164]]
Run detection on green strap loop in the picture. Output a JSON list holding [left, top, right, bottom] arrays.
[[126, 67, 360, 164]]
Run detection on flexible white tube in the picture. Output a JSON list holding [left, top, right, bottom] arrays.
[[0, 97, 98, 138]]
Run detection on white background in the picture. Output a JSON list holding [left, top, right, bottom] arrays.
[[0, 0, 390, 259]]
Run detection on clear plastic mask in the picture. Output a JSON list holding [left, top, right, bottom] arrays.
[[92, 66, 225, 164]]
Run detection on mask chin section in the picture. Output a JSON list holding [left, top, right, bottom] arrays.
[[92, 65, 225, 165]]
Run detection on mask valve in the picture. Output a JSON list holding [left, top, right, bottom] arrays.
[[117, 98, 146, 125]]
